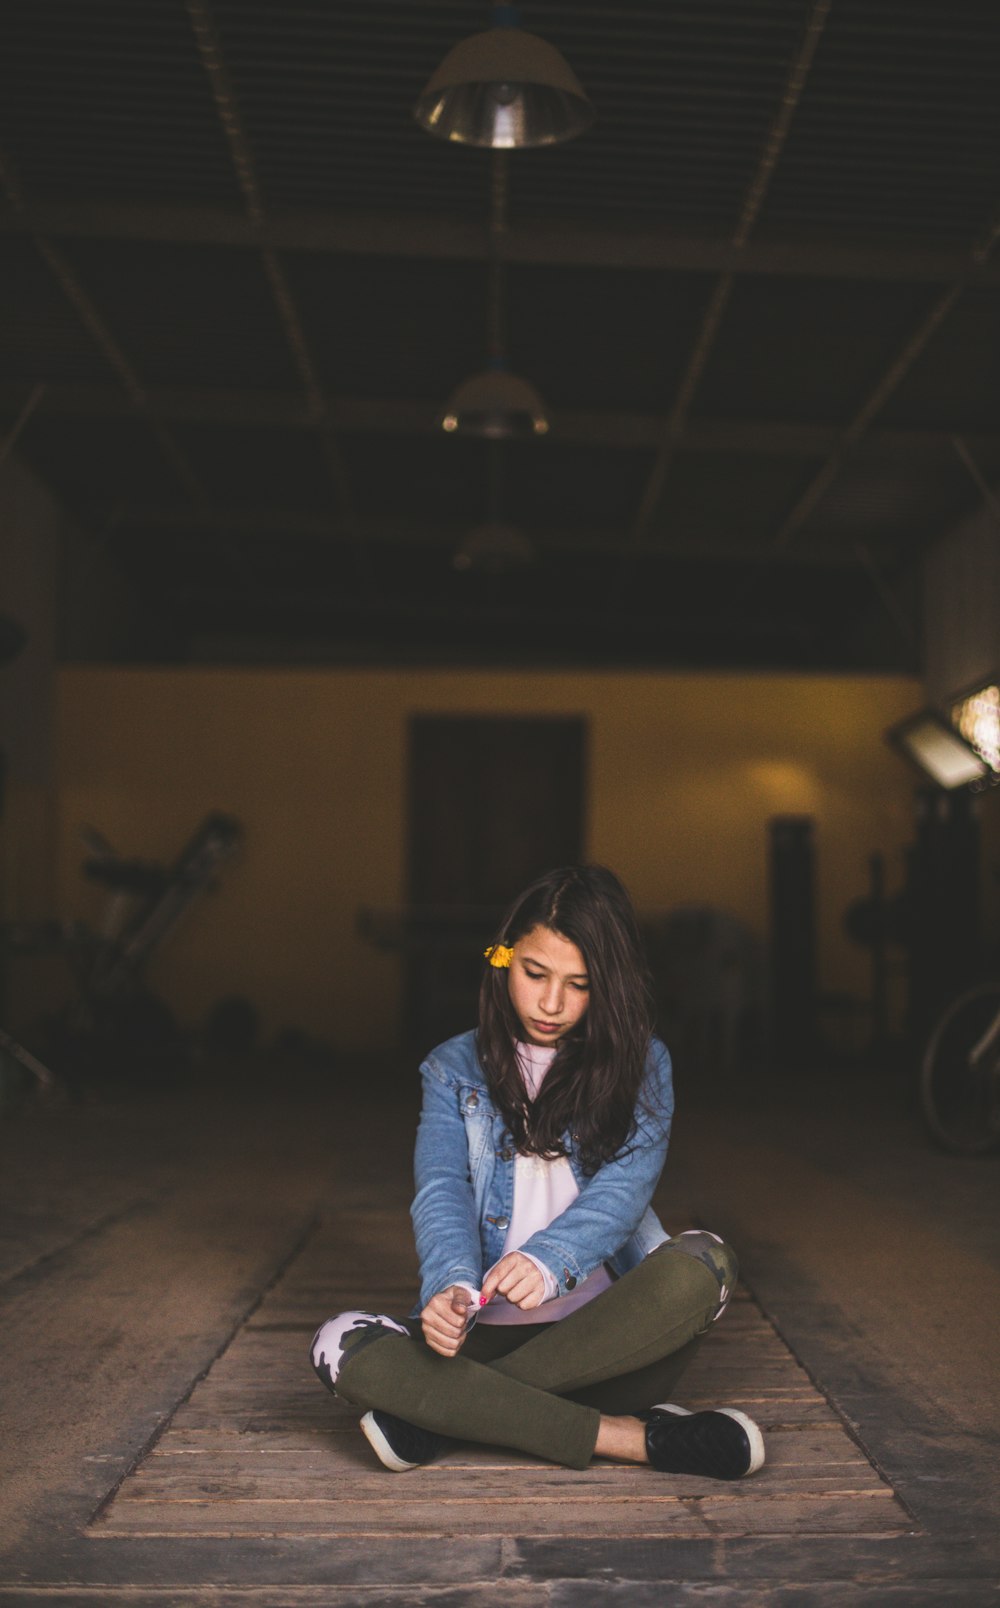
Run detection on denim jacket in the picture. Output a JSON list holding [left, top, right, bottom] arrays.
[[411, 1029, 673, 1312]]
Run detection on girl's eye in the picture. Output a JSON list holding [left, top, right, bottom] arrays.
[[522, 966, 588, 991]]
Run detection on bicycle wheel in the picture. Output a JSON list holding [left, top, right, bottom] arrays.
[[920, 983, 1000, 1154]]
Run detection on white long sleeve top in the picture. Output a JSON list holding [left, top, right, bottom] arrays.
[[476, 1041, 613, 1325]]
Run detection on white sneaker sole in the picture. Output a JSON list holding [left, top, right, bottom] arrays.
[[653, 1402, 766, 1476], [359, 1410, 419, 1472]]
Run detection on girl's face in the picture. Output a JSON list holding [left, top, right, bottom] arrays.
[[508, 924, 590, 1047]]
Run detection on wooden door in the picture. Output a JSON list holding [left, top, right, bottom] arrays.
[[405, 716, 587, 1048]]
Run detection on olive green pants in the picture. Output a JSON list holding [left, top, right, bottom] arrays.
[[324, 1232, 735, 1470]]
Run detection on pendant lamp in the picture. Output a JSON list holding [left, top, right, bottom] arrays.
[[453, 519, 536, 573], [415, 5, 593, 149], [442, 362, 549, 440]]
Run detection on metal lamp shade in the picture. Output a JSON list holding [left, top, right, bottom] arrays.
[[441, 367, 549, 439], [415, 27, 593, 148]]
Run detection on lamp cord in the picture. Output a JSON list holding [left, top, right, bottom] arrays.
[[486, 152, 509, 364]]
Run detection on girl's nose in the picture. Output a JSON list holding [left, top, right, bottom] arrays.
[[540, 978, 563, 1014]]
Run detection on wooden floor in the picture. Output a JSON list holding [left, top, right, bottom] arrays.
[[91, 1210, 912, 1544], [4, 1079, 1000, 1601]]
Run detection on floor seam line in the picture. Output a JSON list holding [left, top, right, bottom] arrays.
[[84, 1211, 322, 1533]]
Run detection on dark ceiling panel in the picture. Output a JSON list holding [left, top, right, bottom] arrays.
[[54, 238, 302, 390], [212, 0, 489, 213], [759, 0, 1000, 240], [800, 440, 985, 557], [112, 526, 238, 592], [691, 275, 939, 424], [167, 422, 334, 510], [19, 414, 191, 514], [280, 253, 486, 399], [651, 452, 823, 544], [0, 237, 121, 385], [511, 0, 809, 228], [504, 439, 649, 532], [0, 1, 241, 204], [878, 287, 1000, 432], [507, 266, 714, 413], [340, 432, 488, 524]]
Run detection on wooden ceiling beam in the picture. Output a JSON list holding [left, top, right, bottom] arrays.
[[105, 503, 864, 566], [2, 202, 999, 285], [9, 381, 993, 462], [9, 384, 1000, 466]]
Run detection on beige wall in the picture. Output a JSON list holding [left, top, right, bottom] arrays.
[[0, 457, 152, 1033], [56, 667, 923, 1050]]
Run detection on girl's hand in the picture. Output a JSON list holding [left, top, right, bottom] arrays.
[[421, 1285, 475, 1356], [480, 1252, 546, 1311]]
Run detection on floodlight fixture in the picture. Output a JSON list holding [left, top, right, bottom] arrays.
[[886, 707, 991, 790], [952, 680, 1000, 775]]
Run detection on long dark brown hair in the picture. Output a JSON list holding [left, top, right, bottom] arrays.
[[477, 865, 657, 1173]]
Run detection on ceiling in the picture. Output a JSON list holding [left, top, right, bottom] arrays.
[[1, 0, 999, 670]]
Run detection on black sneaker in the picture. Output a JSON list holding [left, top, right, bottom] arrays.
[[360, 1409, 445, 1472], [645, 1403, 765, 1480]]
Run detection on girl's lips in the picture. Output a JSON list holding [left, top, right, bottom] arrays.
[[531, 1020, 561, 1034]]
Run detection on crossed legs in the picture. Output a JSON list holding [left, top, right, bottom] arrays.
[[310, 1231, 736, 1470]]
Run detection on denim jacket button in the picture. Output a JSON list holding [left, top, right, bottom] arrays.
[[564, 1270, 577, 1290], [497, 1146, 513, 1162], [465, 1093, 479, 1110], [495, 1216, 509, 1230]]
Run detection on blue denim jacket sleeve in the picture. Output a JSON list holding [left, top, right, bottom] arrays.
[[410, 1058, 484, 1308], [517, 1038, 674, 1292]]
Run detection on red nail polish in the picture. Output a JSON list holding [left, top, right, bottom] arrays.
[[479, 1294, 488, 1306]]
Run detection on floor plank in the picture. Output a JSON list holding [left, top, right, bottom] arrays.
[[94, 1493, 911, 1540]]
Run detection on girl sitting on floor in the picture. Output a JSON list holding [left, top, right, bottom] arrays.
[[311, 863, 764, 1481]]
